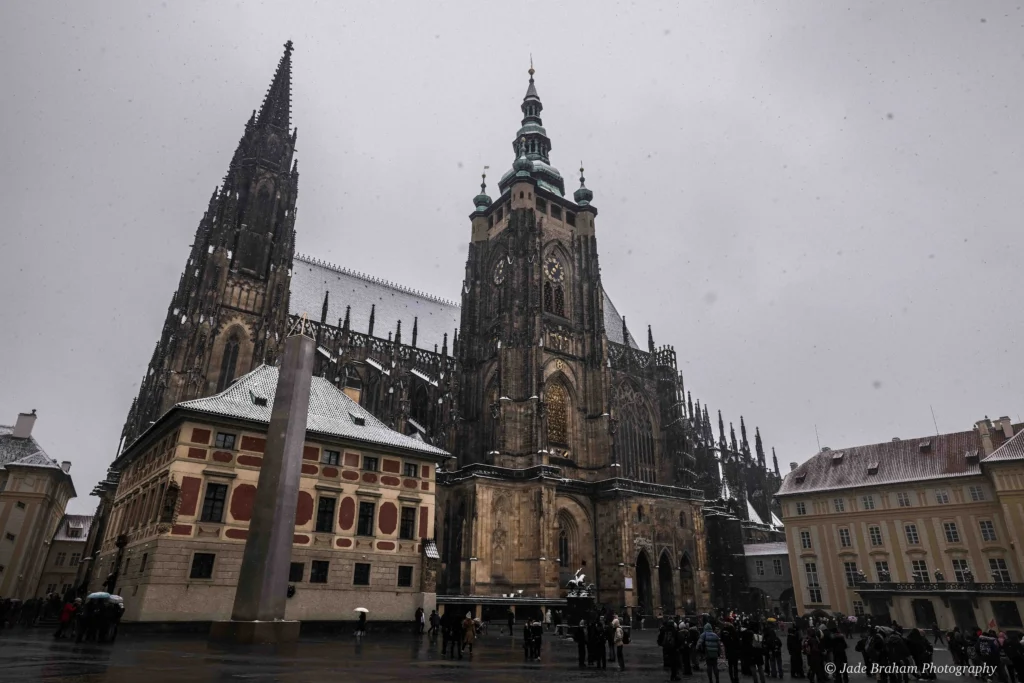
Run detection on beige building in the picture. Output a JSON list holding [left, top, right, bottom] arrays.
[[35, 514, 92, 598], [0, 411, 77, 598], [92, 365, 450, 622], [777, 416, 1024, 632]]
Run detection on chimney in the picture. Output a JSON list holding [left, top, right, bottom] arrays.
[[976, 416, 995, 455], [789, 462, 798, 472], [61, 461, 71, 473], [13, 410, 37, 439], [998, 416, 1013, 439]]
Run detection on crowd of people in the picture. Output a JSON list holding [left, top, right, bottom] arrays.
[[0, 591, 123, 643]]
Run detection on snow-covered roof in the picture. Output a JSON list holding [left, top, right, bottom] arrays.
[[743, 542, 788, 557], [746, 500, 764, 525], [52, 515, 94, 543], [177, 365, 450, 459]]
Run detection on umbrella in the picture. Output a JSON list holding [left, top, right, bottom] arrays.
[[354, 607, 369, 613], [87, 592, 111, 600], [766, 618, 777, 623]]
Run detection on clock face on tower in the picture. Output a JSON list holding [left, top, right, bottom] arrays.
[[493, 259, 506, 284], [544, 256, 564, 283]]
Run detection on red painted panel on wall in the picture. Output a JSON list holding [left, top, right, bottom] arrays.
[[191, 428, 211, 445], [338, 496, 356, 531], [377, 541, 395, 551], [344, 452, 360, 467], [382, 459, 400, 474], [301, 464, 318, 475], [336, 537, 352, 548], [187, 448, 207, 460], [225, 528, 248, 540], [240, 436, 266, 453], [403, 479, 417, 489], [362, 472, 378, 484], [381, 476, 400, 487], [229, 483, 256, 522], [212, 450, 232, 463], [171, 524, 192, 535], [378, 502, 398, 535], [237, 455, 263, 468], [322, 467, 338, 478], [302, 445, 319, 461], [294, 491, 314, 526], [179, 477, 202, 516], [421, 481, 429, 491], [420, 506, 428, 539], [341, 470, 359, 481], [293, 534, 309, 545], [421, 465, 430, 479]]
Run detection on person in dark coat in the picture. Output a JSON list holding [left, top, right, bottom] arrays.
[[764, 625, 782, 678], [906, 628, 930, 680], [574, 619, 588, 668], [743, 622, 767, 683], [724, 622, 743, 683], [788, 627, 805, 678], [589, 618, 607, 669], [803, 629, 825, 683], [660, 617, 679, 673], [829, 626, 850, 683], [868, 628, 891, 683], [530, 618, 544, 660]]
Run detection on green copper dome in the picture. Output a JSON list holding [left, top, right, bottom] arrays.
[[473, 171, 492, 211], [573, 166, 593, 206]]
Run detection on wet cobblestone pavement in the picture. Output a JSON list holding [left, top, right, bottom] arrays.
[[0, 627, 958, 683]]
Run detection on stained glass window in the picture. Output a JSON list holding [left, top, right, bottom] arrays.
[[547, 383, 569, 446], [614, 383, 656, 483], [554, 285, 565, 317]]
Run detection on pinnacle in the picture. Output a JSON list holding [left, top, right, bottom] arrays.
[[256, 40, 293, 131]]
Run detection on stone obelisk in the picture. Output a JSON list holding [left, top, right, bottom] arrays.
[[210, 331, 314, 644]]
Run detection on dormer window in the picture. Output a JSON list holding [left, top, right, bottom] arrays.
[[794, 473, 806, 484], [919, 440, 931, 453], [831, 451, 844, 463], [867, 462, 879, 475]]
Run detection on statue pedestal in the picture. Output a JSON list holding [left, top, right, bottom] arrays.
[[209, 619, 301, 645]]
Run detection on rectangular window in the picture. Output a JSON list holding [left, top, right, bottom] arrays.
[[190, 552, 215, 579], [795, 502, 806, 516], [953, 559, 971, 582], [980, 520, 997, 542], [773, 558, 783, 576], [362, 456, 379, 472], [214, 432, 236, 449], [875, 561, 890, 581], [15, 501, 25, 509], [844, 561, 859, 587], [496, 206, 503, 221], [989, 558, 1012, 583], [399, 507, 417, 540], [833, 498, 845, 513], [55, 552, 67, 567], [397, 565, 414, 587], [353, 562, 371, 586], [321, 449, 340, 466], [536, 197, 547, 213], [839, 528, 852, 547], [550, 205, 563, 221], [357, 502, 376, 536], [566, 211, 576, 226], [200, 482, 228, 523], [861, 495, 875, 510], [969, 485, 985, 502], [935, 489, 950, 504], [800, 530, 812, 549], [805, 562, 821, 603], [943, 522, 961, 543], [755, 560, 765, 576], [139, 553, 147, 574], [853, 600, 865, 616], [869, 525, 883, 547], [905, 523, 920, 544], [403, 463, 418, 478], [897, 492, 912, 507], [289, 562, 304, 582], [69, 553, 81, 567], [310, 560, 330, 584], [315, 497, 336, 533], [912, 559, 929, 584]]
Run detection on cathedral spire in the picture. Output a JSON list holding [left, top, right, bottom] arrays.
[[755, 427, 766, 467], [772, 447, 781, 478], [740, 416, 751, 460], [256, 40, 294, 131], [718, 410, 727, 455]]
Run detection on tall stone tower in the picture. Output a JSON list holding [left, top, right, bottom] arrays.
[[119, 42, 299, 450]]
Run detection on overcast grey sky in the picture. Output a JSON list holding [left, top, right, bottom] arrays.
[[2, 1, 1022, 514]]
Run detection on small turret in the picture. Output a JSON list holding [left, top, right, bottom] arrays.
[[574, 164, 594, 206]]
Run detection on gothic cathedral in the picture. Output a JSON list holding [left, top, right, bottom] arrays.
[[112, 43, 784, 615]]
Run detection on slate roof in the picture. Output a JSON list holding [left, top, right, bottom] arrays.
[[743, 542, 788, 557], [52, 514, 94, 543], [776, 429, 984, 496], [291, 253, 640, 351], [0, 425, 48, 468], [177, 365, 450, 459], [983, 428, 1024, 463]]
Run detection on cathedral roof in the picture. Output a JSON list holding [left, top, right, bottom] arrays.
[[291, 254, 640, 350], [776, 429, 985, 497], [177, 365, 450, 459]]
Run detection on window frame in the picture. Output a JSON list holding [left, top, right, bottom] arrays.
[[397, 565, 414, 588], [321, 449, 341, 466], [800, 530, 812, 549], [952, 558, 971, 582], [214, 432, 237, 450], [875, 560, 890, 581], [773, 558, 783, 576], [403, 462, 419, 478], [905, 523, 920, 545], [755, 559, 765, 576], [189, 552, 216, 580], [935, 489, 950, 505], [943, 521, 961, 543], [795, 502, 806, 516], [897, 492, 912, 507], [838, 527, 852, 548], [861, 495, 875, 510], [399, 506, 417, 540], [968, 485, 985, 502], [353, 562, 371, 586], [980, 520, 997, 542], [869, 525, 883, 547], [911, 559, 930, 584], [289, 562, 304, 583], [989, 558, 1012, 583], [844, 561, 859, 587], [833, 498, 845, 513], [357, 501, 376, 537], [315, 496, 337, 534], [362, 456, 379, 472], [200, 482, 229, 523], [310, 560, 330, 584]]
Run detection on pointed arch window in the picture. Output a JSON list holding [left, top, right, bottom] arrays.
[[558, 528, 570, 568], [410, 382, 431, 428], [217, 334, 241, 392], [547, 383, 569, 446], [614, 383, 657, 483]]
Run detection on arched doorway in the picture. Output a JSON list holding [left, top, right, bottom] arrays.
[[679, 553, 695, 614], [779, 587, 795, 619], [658, 550, 675, 614], [636, 552, 653, 615]]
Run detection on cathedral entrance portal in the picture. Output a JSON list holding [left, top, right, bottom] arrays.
[[658, 551, 675, 615], [679, 553, 695, 614], [636, 552, 653, 616]]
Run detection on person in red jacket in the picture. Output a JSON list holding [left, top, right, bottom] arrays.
[[53, 598, 80, 639]]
